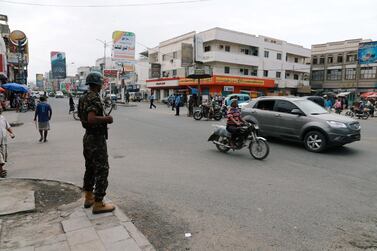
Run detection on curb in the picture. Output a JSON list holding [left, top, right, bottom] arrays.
[[1, 178, 155, 251]]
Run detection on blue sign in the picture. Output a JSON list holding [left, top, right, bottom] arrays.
[[358, 41, 377, 64]]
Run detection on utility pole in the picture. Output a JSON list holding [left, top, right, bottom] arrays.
[[96, 39, 112, 95]]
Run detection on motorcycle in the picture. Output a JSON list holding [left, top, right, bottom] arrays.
[[193, 104, 222, 121], [208, 122, 270, 160]]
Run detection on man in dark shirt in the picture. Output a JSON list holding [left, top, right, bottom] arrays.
[[34, 96, 52, 142]]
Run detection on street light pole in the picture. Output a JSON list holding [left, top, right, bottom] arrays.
[[96, 39, 112, 96]]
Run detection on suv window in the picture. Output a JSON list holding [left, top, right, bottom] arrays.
[[244, 96, 250, 101], [256, 100, 275, 111], [275, 100, 298, 113]]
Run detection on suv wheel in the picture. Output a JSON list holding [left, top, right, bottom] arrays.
[[304, 131, 327, 153]]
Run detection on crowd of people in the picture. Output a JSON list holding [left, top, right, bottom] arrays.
[[324, 95, 376, 117]]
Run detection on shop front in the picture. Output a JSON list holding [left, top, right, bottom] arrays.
[[179, 75, 275, 98], [146, 78, 180, 101]]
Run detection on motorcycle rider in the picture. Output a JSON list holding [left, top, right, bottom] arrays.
[[226, 99, 246, 148]]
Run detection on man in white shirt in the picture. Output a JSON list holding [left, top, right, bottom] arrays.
[[0, 108, 15, 178]]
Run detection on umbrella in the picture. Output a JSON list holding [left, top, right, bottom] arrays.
[[0, 87, 5, 93], [2, 83, 29, 93]]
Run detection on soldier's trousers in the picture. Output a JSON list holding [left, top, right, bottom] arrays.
[[83, 133, 109, 202]]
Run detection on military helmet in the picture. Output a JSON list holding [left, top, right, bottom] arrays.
[[86, 72, 103, 86]]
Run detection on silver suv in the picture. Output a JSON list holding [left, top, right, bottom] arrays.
[[241, 96, 361, 152]]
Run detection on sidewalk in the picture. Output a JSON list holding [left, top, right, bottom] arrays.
[[0, 179, 155, 251]]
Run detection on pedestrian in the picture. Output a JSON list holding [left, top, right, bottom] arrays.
[[149, 92, 156, 109], [188, 95, 194, 117], [0, 108, 15, 178], [324, 96, 332, 112], [69, 93, 75, 114], [34, 96, 52, 142], [175, 94, 181, 116], [125, 92, 130, 103], [334, 98, 342, 114], [78, 72, 115, 214]]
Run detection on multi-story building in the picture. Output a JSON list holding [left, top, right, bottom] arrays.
[[146, 27, 311, 100], [310, 39, 377, 94], [135, 56, 149, 95]]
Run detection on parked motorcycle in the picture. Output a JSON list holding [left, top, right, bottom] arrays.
[[193, 105, 222, 121], [208, 122, 269, 160]]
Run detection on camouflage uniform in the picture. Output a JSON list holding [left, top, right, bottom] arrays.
[[79, 90, 109, 202]]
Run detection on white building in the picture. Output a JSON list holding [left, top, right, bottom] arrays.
[[135, 56, 149, 94], [146, 27, 311, 100]]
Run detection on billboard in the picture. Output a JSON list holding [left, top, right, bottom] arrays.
[[112, 31, 135, 62], [194, 34, 204, 62], [50, 51, 66, 79], [36, 74, 44, 88], [358, 41, 377, 64]]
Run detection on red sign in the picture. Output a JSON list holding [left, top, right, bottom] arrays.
[[103, 69, 118, 78]]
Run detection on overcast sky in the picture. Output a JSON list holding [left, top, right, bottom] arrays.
[[1, 0, 377, 81]]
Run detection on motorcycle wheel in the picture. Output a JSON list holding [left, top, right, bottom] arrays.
[[216, 136, 230, 153], [214, 112, 222, 121], [73, 111, 80, 121], [362, 113, 369, 120], [249, 138, 269, 160], [193, 111, 203, 120]]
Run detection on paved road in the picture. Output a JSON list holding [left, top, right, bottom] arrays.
[[8, 98, 377, 250]]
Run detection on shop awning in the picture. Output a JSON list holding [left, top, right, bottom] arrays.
[[336, 92, 351, 97]]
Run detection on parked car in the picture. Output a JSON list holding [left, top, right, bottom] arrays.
[[224, 93, 251, 107], [31, 91, 40, 98], [55, 91, 64, 98], [241, 96, 361, 152]]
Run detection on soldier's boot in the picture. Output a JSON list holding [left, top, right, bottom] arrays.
[[92, 201, 115, 214], [83, 191, 95, 208]]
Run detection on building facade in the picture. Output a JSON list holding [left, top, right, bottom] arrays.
[[310, 39, 377, 93], [146, 27, 310, 101]]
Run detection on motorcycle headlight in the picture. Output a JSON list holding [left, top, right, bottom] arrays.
[[327, 121, 347, 128]]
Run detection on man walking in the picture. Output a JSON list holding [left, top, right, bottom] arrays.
[[0, 108, 15, 178], [149, 92, 156, 109], [34, 96, 52, 142], [175, 94, 181, 116], [78, 72, 115, 214]]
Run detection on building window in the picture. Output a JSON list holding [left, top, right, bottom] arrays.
[[294, 74, 299, 80], [327, 56, 333, 64], [204, 46, 211, 52], [224, 66, 230, 74], [225, 45, 230, 52], [173, 51, 177, 59], [172, 69, 177, 77], [345, 68, 356, 80], [243, 69, 249, 75], [277, 53, 282, 60], [251, 46, 259, 56], [312, 58, 318, 64], [346, 54, 356, 62], [337, 55, 343, 63], [276, 71, 281, 78], [294, 57, 299, 63], [162, 54, 167, 61], [326, 69, 342, 80], [241, 48, 249, 55], [360, 67, 377, 79], [319, 57, 325, 64], [251, 66, 258, 76], [311, 70, 324, 81], [263, 70, 268, 77], [264, 51, 269, 58]]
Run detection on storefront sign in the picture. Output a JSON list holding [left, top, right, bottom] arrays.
[[103, 69, 118, 78], [146, 79, 179, 88], [179, 77, 213, 85], [224, 86, 234, 92], [216, 76, 265, 86]]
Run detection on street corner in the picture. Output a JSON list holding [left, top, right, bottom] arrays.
[[0, 178, 82, 250]]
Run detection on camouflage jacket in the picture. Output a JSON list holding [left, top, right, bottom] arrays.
[[78, 91, 106, 134]]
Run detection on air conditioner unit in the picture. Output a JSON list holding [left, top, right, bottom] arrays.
[[219, 45, 224, 49]]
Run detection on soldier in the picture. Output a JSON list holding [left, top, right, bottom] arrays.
[[78, 72, 115, 214]]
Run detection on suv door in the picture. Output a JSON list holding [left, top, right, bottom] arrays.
[[274, 100, 305, 139], [253, 99, 277, 136]]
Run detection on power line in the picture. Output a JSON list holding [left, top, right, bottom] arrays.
[[0, 0, 210, 8]]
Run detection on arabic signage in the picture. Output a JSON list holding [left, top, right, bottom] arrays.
[[358, 41, 377, 64], [112, 31, 135, 61], [146, 79, 179, 88], [179, 75, 275, 88], [50, 51, 67, 79], [103, 69, 118, 78]]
